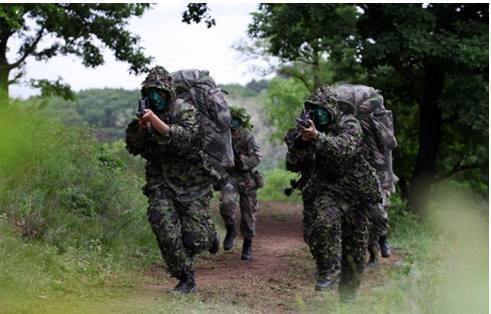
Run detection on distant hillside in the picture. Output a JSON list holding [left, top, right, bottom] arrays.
[[37, 79, 284, 171]]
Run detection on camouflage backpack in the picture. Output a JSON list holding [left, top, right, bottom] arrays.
[[170, 69, 234, 178], [331, 84, 398, 192]]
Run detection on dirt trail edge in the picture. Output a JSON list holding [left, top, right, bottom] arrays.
[[145, 201, 401, 313]]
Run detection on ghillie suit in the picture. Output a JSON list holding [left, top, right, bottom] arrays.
[[285, 85, 382, 301]]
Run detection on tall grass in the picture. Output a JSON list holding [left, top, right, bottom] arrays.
[[297, 184, 488, 313], [0, 101, 158, 307]]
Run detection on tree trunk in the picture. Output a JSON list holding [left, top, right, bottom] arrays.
[[0, 30, 10, 100], [312, 50, 321, 90], [408, 62, 445, 214], [0, 65, 9, 100]]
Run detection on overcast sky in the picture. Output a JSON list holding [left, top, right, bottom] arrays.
[[9, 3, 268, 99]]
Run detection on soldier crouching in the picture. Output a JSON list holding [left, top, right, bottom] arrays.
[[125, 66, 219, 294], [285, 86, 382, 302]]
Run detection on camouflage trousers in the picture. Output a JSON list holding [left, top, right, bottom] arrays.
[[219, 175, 257, 240], [303, 191, 369, 296], [146, 187, 218, 278], [368, 190, 390, 245]]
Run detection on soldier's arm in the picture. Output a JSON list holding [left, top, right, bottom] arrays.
[[239, 132, 261, 170], [153, 103, 200, 155], [314, 114, 362, 159]]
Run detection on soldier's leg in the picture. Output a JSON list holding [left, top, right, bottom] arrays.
[[146, 189, 191, 280], [171, 192, 218, 293], [338, 207, 369, 301], [378, 191, 391, 257], [367, 203, 382, 266], [239, 187, 257, 260], [239, 187, 257, 240], [307, 194, 343, 290], [179, 192, 218, 255], [371, 191, 391, 258], [219, 177, 240, 250]]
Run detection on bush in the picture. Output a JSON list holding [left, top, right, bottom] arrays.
[[258, 168, 302, 202], [0, 102, 154, 260]]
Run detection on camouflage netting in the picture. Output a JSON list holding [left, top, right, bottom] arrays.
[[304, 85, 340, 123], [141, 66, 177, 102], [229, 106, 254, 130]]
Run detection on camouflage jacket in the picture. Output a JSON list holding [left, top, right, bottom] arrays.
[[228, 127, 261, 188], [285, 113, 381, 206], [125, 100, 215, 202]]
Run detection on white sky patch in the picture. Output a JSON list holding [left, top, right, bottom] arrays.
[[9, 3, 264, 99]]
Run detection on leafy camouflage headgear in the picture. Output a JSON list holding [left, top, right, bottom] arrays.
[[304, 85, 340, 124], [141, 66, 176, 102], [229, 106, 253, 130]]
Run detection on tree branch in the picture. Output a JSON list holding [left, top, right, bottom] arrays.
[[278, 67, 313, 91], [437, 154, 482, 181], [8, 26, 45, 70], [8, 71, 23, 84]]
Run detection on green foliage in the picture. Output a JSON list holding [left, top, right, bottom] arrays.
[[245, 79, 269, 94], [258, 168, 301, 203], [359, 3, 489, 202], [0, 100, 153, 257], [296, 185, 488, 313], [248, 4, 489, 203], [264, 77, 310, 143], [0, 4, 152, 98], [182, 3, 216, 28], [39, 88, 140, 141], [248, 4, 360, 90]]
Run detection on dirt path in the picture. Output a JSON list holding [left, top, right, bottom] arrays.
[[145, 201, 401, 313]]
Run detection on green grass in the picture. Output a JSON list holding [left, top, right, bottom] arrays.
[[295, 188, 489, 314], [0, 100, 487, 313]]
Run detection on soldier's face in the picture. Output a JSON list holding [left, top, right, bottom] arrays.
[[147, 88, 169, 111]]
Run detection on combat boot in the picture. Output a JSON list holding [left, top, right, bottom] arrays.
[[241, 238, 252, 260], [315, 271, 335, 291], [223, 224, 236, 251], [173, 268, 197, 294], [208, 232, 219, 254], [367, 242, 380, 267], [378, 235, 391, 258]]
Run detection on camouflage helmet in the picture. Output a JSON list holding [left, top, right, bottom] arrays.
[[141, 66, 176, 102], [229, 106, 253, 130], [304, 85, 340, 123]]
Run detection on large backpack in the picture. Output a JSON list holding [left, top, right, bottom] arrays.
[[332, 84, 398, 192], [170, 69, 234, 178]]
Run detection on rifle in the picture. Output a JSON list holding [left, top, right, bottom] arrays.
[[136, 97, 153, 135], [284, 174, 309, 196], [296, 110, 311, 128], [292, 110, 312, 149], [136, 97, 151, 118], [284, 179, 299, 196]]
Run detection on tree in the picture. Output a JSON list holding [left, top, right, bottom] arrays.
[[0, 4, 152, 99], [358, 4, 488, 211], [264, 77, 310, 142], [182, 3, 215, 28], [247, 3, 488, 212], [248, 4, 361, 91]]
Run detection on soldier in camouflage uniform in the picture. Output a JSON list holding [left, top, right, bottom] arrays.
[[285, 86, 382, 301], [219, 106, 261, 260], [125, 66, 219, 294], [367, 153, 396, 265]]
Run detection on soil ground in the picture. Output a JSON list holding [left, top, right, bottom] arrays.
[[143, 201, 402, 313]]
